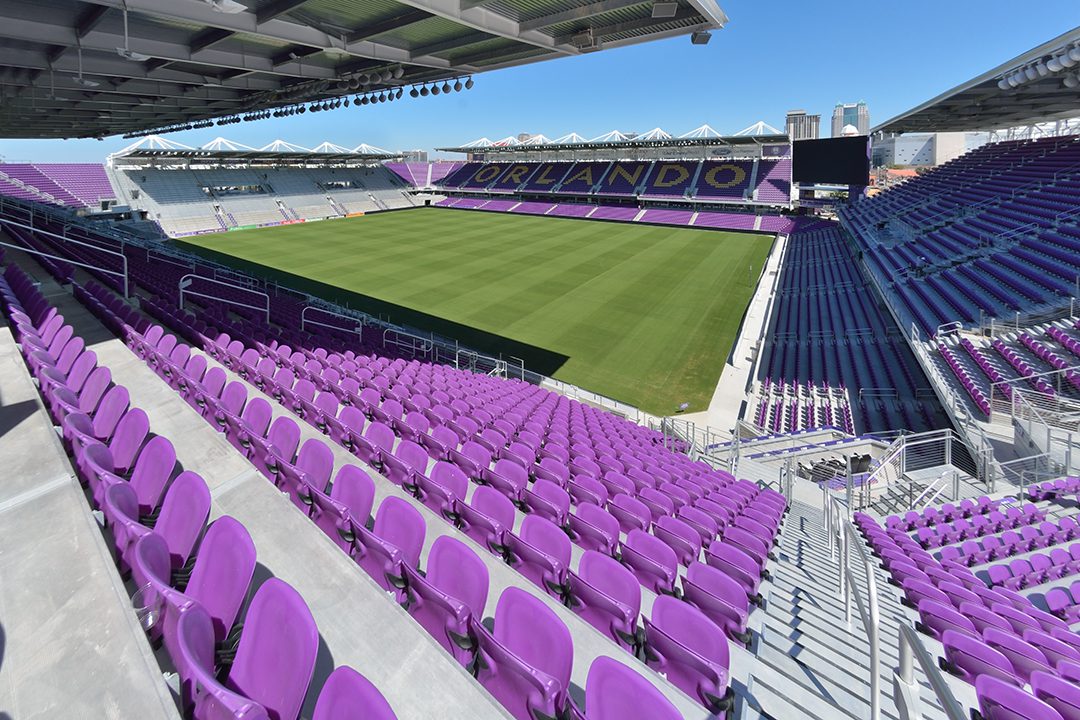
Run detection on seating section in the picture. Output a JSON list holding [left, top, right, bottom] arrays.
[[1, 262, 404, 720], [758, 225, 948, 434], [857, 493, 1080, 718], [0, 163, 114, 207], [752, 379, 854, 435], [433, 196, 820, 235], [4, 205, 797, 720], [435, 156, 790, 206], [932, 318, 1080, 418], [841, 135, 1080, 335], [384, 161, 463, 188], [106, 164, 416, 237]]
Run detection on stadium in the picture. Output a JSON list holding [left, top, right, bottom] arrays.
[[1, 1, 1079, 719]]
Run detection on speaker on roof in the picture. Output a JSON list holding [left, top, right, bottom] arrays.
[[652, 2, 678, 18], [691, 31, 712, 45]]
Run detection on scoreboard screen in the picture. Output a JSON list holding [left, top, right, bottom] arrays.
[[792, 136, 870, 185]]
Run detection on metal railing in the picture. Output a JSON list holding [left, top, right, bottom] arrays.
[[0, 216, 130, 297], [845, 428, 979, 511], [179, 274, 270, 323], [823, 490, 881, 720], [992, 370, 1080, 427], [383, 327, 434, 359], [894, 624, 967, 720], [300, 305, 363, 340]]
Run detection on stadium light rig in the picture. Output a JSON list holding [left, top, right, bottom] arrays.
[[996, 44, 1080, 90], [122, 75, 476, 139]]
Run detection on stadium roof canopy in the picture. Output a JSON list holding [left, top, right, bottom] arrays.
[[108, 135, 398, 166], [438, 122, 786, 153], [874, 26, 1080, 134], [0, 0, 727, 140]]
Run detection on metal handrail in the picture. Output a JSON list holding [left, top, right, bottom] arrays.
[[0, 216, 130, 297], [179, 274, 270, 323], [824, 490, 880, 720], [300, 305, 363, 339], [895, 624, 967, 720]]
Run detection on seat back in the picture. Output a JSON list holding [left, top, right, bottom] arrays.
[[129, 435, 177, 514], [331, 464, 376, 526], [621, 529, 678, 594], [372, 496, 426, 568], [977, 674, 1064, 720], [183, 516, 258, 642], [405, 536, 488, 662], [519, 514, 572, 569], [312, 667, 398, 720], [154, 471, 212, 568], [943, 629, 1019, 685], [1031, 670, 1080, 720], [645, 595, 730, 712], [108, 407, 150, 474], [582, 656, 681, 720], [475, 587, 573, 720], [221, 578, 319, 720]]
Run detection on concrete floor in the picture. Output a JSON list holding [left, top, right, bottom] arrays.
[[0, 323, 180, 720]]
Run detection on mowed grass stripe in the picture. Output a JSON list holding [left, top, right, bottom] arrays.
[[179, 208, 773, 414]]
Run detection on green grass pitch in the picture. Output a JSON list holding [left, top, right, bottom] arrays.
[[178, 208, 774, 414]]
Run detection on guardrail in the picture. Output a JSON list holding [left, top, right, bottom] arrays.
[[894, 624, 968, 720], [0, 216, 130, 297], [179, 274, 270, 323], [823, 490, 880, 720], [300, 305, 363, 340]]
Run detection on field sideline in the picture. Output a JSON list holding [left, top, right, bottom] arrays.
[[179, 208, 774, 414]]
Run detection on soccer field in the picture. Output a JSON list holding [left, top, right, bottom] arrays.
[[178, 208, 774, 414]]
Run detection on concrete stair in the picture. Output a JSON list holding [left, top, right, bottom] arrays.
[[738, 499, 959, 720]]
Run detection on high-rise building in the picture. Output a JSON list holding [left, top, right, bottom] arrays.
[[401, 149, 428, 162], [785, 110, 820, 140], [831, 101, 870, 137]]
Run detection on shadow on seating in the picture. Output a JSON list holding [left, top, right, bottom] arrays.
[[0, 398, 38, 439]]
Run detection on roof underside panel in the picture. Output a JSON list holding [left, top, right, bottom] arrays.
[[0, 0, 726, 139]]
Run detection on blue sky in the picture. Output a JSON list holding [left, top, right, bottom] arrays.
[[3, 1, 1078, 162]]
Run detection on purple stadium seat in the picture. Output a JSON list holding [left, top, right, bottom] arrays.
[[472, 587, 574, 720], [567, 550, 641, 649], [644, 595, 732, 713], [568, 502, 620, 556], [174, 578, 318, 720], [941, 629, 1019, 686], [508, 514, 571, 598], [312, 666, 397, 720], [131, 517, 256, 697], [104, 470, 210, 573], [620, 529, 678, 595], [1032, 670, 1080, 720], [682, 561, 751, 644], [455, 484, 515, 556], [353, 496, 426, 594], [571, 656, 681, 720], [404, 535, 489, 665], [976, 674, 1064, 720]]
